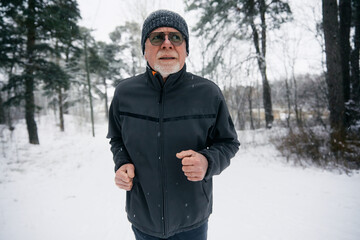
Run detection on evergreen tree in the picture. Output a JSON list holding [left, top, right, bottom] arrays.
[[80, 28, 101, 137], [88, 41, 110, 119], [109, 21, 144, 79], [42, 0, 81, 131], [88, 21, 142, 119], [0, 5, 24, 126], [114, 22, 143, 76], [0, 0, 81, 143]]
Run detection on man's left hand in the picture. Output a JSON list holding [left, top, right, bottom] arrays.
[[176, 150, 208, 181]]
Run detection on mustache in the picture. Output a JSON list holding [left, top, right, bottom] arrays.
[[156, 51, 178, 59]]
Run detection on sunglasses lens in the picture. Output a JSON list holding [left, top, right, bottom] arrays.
[[168, 32, 183, 45], [149, 32, 165, 45], [148, 32, 184, 46]]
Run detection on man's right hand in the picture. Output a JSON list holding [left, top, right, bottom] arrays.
[[115, 163, 135, 191]]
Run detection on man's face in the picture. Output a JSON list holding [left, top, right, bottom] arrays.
[[144, 27, 187, 79]]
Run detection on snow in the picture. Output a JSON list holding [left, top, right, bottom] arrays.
[[1, 115, 359, 240]]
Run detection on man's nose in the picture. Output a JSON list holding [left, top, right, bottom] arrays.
[[161, 35, 173, 49]]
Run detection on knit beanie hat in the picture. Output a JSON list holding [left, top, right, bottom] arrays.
[[141, 10, 189, 55]]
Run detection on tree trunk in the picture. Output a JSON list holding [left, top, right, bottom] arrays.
[[64, 46, 71, 115], [55, 45, 65, 132], [292, 72, 302, 126], [248, 86, 255, 130], [322, 0, 346, 147], [351, 0, 360, 103], [235, 87, 246, 130], [339, 0, 352, 127], [103, 77, 109, 119], [0, 93, 5, 124], [249, 0, 273, 129], [84, 35, 95, 137], [58, 87, 64, 131], [25, 0, 39, 144], [284, 77, 291, 129]]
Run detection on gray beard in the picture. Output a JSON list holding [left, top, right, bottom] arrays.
[[154, 62, 181, 79]]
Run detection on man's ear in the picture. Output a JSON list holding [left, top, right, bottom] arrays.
[[144, 51, 148, 61]]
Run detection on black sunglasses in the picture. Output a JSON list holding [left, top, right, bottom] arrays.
[[148, 32, 184, 46]]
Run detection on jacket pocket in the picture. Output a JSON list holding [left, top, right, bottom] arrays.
[[125, 179, 138, 213], [201, 180, 211, 203]]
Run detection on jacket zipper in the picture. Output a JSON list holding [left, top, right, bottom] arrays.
[[158, 86, 167, 237]]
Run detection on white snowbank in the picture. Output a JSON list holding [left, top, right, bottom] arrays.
[[0, 116, 359, 240]]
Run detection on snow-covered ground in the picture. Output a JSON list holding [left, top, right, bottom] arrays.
[[1, 115, 359, 240]]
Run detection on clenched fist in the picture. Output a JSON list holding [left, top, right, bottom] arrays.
[[176, 150, 208, 181], [115, 163, 135, 191]]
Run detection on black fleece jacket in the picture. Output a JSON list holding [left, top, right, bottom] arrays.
[[107, 64, 240, 238]]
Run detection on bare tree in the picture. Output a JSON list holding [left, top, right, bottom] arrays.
[[186, 0, 292, 129]]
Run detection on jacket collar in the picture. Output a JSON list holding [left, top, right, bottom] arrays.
[[146, 63, 187, 91]]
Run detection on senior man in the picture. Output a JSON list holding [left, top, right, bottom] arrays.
[[107, 9, 240, 240]]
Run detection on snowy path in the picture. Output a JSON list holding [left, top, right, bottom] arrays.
[[1, 116, 359, 240]]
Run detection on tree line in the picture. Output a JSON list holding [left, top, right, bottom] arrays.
[[1, 0, 359, 168], [186, 0, 359, 168], [0, 0, 144, 143]]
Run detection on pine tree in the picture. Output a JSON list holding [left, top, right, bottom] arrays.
[[88, 41, 111, 119], [41, 0, 81, 132], [0, 0, 81, 142], [110, 21, 144, 77], [0, 6, 24, 126]]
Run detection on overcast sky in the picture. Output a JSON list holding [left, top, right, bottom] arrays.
[[76, 0, 323, 82], [77, 0, 186, 42]]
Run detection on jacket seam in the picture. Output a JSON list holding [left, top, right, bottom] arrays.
[[119, 111, 216, 123], [163, 114, 216, 122], [119, 111, 159, 122]]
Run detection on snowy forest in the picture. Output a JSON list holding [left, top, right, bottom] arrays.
[[1, 0, 360, 240], [1, 0, 359, 169]]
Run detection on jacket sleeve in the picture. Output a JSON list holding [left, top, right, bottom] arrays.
[[107, 93, 132, 172], [198, 89, 240, 181]]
